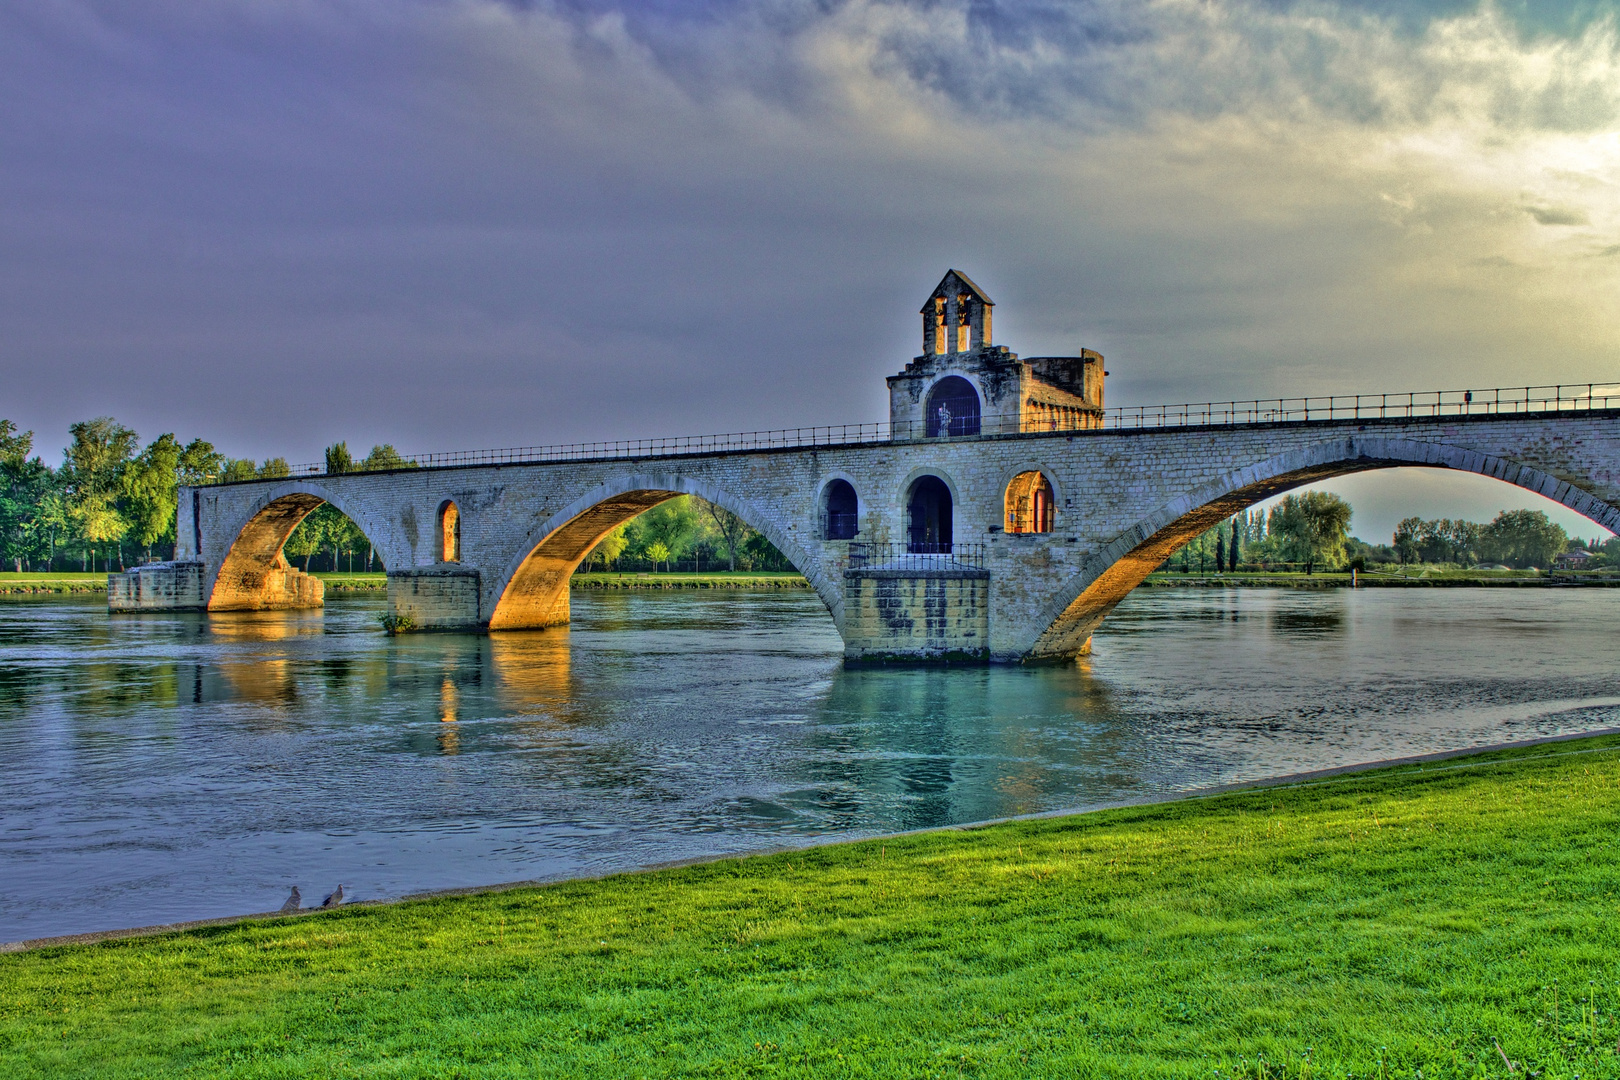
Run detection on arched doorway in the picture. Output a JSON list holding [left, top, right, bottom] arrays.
[[1005, 471, 1054, 534], [822, 479, 858, 540], [926, 376, 981, 437], [907, 476, 953, 553]]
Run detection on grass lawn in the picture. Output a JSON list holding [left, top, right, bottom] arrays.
[[312, 572, 388, 591], [3, 738, 1618, 1078], [0, 572, 106, 593]]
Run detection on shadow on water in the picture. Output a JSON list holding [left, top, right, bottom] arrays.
[[3, 586, 1620, 940]]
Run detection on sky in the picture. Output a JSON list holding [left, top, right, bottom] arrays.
[[2, 0, 1618, 544]]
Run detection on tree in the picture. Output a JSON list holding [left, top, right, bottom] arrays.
[[177, 439, 223, 485], [1392, 517, 1421, 566], [258, 458, 291, 479], [1480, 509, 1566, 569], [1269, 490, 1352, 574], [1229, 517, 1240, 571], [284, 509, 323, 571], [698, 499, 748, 571], [63, 417, 138, 571], [360, 445, 415, 472], [325, 442, 353, 475], [122, 433, 183, 562], [0, 422, 55, 572], [585, 524, 630, 571], [645, 540, 671, 573]]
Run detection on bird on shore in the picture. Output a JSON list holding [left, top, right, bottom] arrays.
[[279, 886, 301, 913], [321, 885, 344, 908]]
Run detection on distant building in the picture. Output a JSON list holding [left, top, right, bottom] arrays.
[[887, 270, 1106, 439], [1554, 548, 1594, 568]]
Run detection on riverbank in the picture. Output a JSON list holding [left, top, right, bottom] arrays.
[[4, 735, 1616, 1078], [1143, 568, 1620, 588]]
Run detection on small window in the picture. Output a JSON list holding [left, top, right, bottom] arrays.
[[822, 480, 858, 540], [1005, 472, 1054, 534], [439, 501, 461, 562]]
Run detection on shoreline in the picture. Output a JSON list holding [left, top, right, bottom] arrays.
[[8, 723, 1617, 954], [7, 570, 1618, 595]]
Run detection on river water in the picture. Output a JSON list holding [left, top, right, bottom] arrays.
[[3, 586, 1617, 942]]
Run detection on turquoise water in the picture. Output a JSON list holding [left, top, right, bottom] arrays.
[[2, 587, 1617, 941]]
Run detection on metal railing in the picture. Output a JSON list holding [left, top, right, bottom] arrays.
[[846, 542, 988, 571], [220, 381, 1620, 483], [1107, 383, 1620, 428]]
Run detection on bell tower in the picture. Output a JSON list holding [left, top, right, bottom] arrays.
[[889, 269, 1107, 438], [920, 270, 994, 357]]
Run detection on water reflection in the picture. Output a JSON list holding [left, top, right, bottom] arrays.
[[2, 586, 1619, 942]]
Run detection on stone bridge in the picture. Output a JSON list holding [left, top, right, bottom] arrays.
[[119, 408, 1620, 663], [107, 272, 1620, 663]]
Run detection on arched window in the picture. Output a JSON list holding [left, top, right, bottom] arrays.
[[926, 376, 981, 438], [907, 475, 953, 553], [1005, 472, 1055, 534], [439, 501, 461, 563], [822, 479, 858, 540]]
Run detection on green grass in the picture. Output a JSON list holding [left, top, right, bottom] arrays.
[[312, 572, 387, 591], [4, 738, 1620, 1078], [0, 572, 106, 593]]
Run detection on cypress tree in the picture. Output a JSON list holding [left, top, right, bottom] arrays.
[[1230, 517, 1241, 571]]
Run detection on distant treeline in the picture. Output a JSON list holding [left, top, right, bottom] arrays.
[[1172, 490, 1602, 574]]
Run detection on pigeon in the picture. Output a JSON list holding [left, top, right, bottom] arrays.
[[321, 885, 344, 908], [279, 886, 301, 913]]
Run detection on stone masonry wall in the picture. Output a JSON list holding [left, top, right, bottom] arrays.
[[843, 571, 990, 662]]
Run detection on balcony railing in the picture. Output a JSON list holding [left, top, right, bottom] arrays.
[[846, 542, 988, 572], [206, 381, 1620, 483]]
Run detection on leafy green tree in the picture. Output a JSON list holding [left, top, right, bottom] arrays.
[[1392, 517, 1421, 566], [0, 421, 56, 571], [645, 540, 671, 573], [325, 442, 353, 475], [360, 445, 415, 472], [177, 439, 223, 485], [584, 524, 630, 571], [698, 499, 748, 571], [122, 434, 183, 562], [1269, 490, 1352, 574], [284, 509, 323, 571], [258, 458, 292, 479], [63, 417, 138, 571], [1480, 509, 1566, 569]]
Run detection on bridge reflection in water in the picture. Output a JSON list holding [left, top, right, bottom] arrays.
[[6, 586, 1620, 941]]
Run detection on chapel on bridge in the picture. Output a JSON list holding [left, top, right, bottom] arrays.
[[886, 269, 1106, 438]]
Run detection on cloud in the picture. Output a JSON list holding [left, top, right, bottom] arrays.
[[0, 0, 1617, 475]]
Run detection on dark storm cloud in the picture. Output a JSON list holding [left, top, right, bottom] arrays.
[[1, 0, 1617, 536]]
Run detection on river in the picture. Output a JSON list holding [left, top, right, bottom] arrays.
[[2, 586, 1616, 942]]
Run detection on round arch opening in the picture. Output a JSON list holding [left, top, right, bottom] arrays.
[[926, 376, 981, 437], [439, 500, 461, 563], [906, 475, 954, 553], [1005, 471, 1055, 534], [822, 479, 858, 540]]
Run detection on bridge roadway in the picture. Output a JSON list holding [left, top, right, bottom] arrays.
[[121, 405, 1620, 663]]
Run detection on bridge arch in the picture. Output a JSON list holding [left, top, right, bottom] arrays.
[[488, 471, 841, 632], [1022, 434, 1620, 661], [207, 481, 404, 611]]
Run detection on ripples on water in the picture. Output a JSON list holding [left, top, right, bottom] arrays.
[[2, 586, 1617, 940]]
